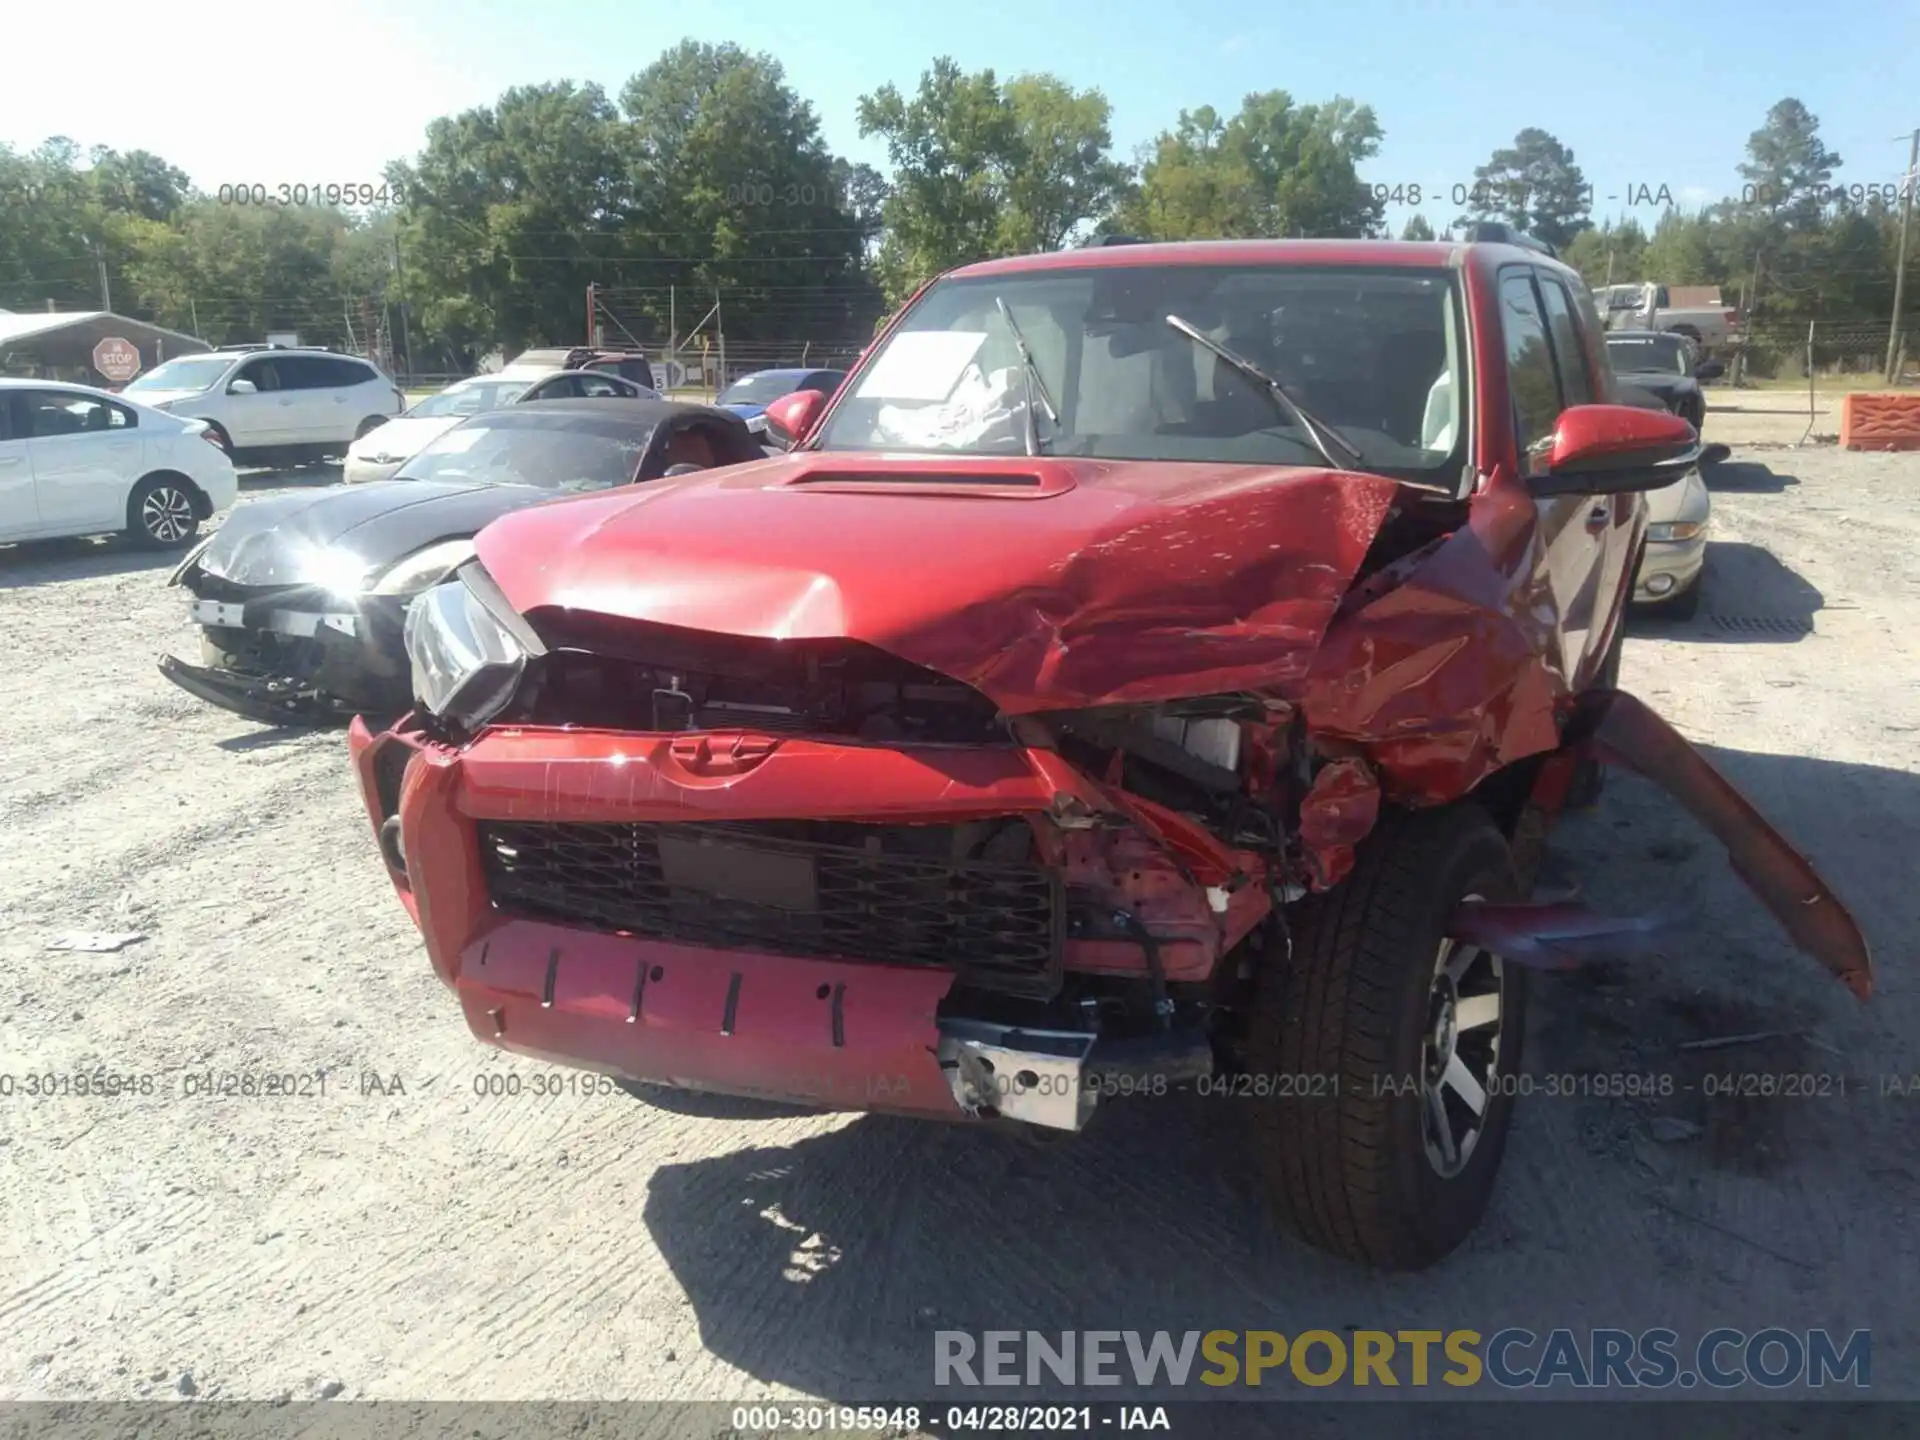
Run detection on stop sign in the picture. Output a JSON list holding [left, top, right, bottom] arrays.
[[93, 336, 142, 384]]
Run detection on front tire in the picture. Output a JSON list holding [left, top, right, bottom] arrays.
[[127, 476, 202, 550], [1246, 805, 1527, 1270]]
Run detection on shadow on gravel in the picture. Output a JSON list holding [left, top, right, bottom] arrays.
[[641, 744, 1910, 1412], [0, 534, 180, 589], [215, 728, 320, 752], [1701, 461, 1798, 494], [1628, 541, 1823, 644]]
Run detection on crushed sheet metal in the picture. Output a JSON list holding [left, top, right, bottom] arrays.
[[476, 457, 1401, 714], [1299, 495, 1565, 803], [1297, 756, 1382, 890], [1573, 688, 1874, 999], [1446, 901, 1689, 968]]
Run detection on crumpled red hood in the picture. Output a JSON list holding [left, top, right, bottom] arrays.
[[475, 451, 1400, 713]]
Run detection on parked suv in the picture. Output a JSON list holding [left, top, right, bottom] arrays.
[[123, 346, 404, 466], [354, 236, 1869, 1272]]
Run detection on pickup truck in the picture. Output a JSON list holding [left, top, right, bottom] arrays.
[[1592, 283, 1741, 350], [355, 236, 1870, 1273]]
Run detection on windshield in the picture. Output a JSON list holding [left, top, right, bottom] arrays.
[[718, 372, 807, 405], [396, 414, 647, 491], [406, 380, 529, 418], [125, 356, 231, 392], [812, 264, 1465, 476], [1607, 336, 1689, 375]]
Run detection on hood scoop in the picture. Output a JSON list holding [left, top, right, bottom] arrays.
[[777, 455, 1074, 499]]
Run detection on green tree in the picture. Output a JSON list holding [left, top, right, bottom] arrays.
[[1459, 127, 1592, 248], [618, 42, 878, 343], [1737, 98, 1841, 228], [858, 59, 1127, 300], [1400, 213, 1436, 241], [391, 80, 625, 361], [1118, 92, 1384, 241]]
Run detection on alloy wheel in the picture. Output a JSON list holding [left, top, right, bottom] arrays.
[[1419, 899, 1508, 1178], [141, 485, 196, 544]]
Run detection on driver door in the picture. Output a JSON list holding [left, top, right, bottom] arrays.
[[225, 357, 295, 446], [1500, 268, 1612, 686]]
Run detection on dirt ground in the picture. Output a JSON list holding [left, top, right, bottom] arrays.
[[0, 449, 1916, 1414]]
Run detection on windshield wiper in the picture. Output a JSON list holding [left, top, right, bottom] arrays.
[[995, 296, 1059, 456], [1164, 313, 1365, 471]]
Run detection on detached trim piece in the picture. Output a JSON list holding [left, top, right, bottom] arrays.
[[1571, 689, 1873, 999]]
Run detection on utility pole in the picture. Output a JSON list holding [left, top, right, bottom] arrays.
[[585, 282, 597, 347], [392, 232, 413, 383], [1886, 128, 1919, 384], [715, 285, 726, 399], [1604, 249, 1615, 288], [96, 251, 112, 313]]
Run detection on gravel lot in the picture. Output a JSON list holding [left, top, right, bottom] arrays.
[[1, 450, 1915, 1412]]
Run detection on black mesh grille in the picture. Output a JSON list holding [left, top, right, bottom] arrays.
[[478, 819, 1064, 998]]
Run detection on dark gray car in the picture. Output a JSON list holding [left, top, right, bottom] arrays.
[[1605, 329, 1723, 432], [158, 399, 765, 725]]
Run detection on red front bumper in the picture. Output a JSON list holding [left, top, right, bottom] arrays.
[[348, 718, 1266, 1116]]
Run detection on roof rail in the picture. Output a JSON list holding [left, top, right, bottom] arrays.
[[1083, 233, 1146, 247], [1463, 221, 1558, 259]]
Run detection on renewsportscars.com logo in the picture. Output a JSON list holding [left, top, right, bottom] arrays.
[[934, 1328, 1871, 1391]]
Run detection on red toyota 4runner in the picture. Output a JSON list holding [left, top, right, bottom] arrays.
[[350, 239, 1870, 1270]]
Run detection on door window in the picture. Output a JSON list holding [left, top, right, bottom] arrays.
[[577, 374, 630, 397], [523, 375, 577, 401], [1537, 278, 1596, 406], [16, 391, 133, 436], [1499, 271, 1563, 473], [232, 360, 282, 391]]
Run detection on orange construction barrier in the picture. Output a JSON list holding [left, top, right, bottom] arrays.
[[1839, 392, 1920, 451]]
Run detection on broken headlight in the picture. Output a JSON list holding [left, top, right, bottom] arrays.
[[404, 564, 543, 730], [370, 538, 477, 595]]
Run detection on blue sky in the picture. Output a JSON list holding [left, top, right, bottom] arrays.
[[4, 0, 1917, 230]]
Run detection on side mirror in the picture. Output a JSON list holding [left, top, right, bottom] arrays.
[[763, 389, 826, 449], [1525, 404, 1704, 498], [227, 378, 258, 395], [1695, 359, 1725, 382]]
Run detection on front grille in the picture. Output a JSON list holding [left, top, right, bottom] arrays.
[[479, 819, 1064, 998]]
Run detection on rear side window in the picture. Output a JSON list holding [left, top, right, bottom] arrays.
[[327, 357, 379, 387], [276, 356, 337, 389], [1499, 271, 1561, 473], [1537, 278, 1595, 406]]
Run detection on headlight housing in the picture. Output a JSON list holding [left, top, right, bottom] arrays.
[[1646, 521, 1706, 542], [404, 564, 543, 730], [370, 538, 477, 595]]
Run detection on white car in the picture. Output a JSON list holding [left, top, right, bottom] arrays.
[[342, 369, 659, 484], [0, 379, 238, 549], [1632, 462, 1711, 618], [121, 346, 405, 466]]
